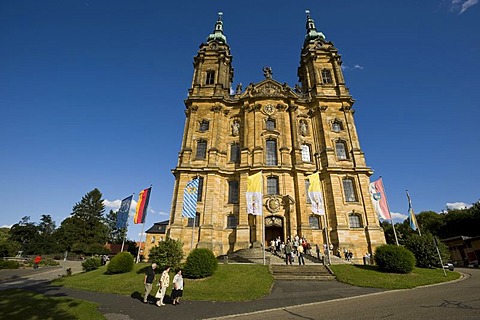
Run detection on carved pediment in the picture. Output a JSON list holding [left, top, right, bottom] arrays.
[[244, 80, 296, 98]]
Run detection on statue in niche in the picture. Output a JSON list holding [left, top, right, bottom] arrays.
[[232, 120, 240, 136], [262, 66, 273, 79], [294, 84, 302, 93], [300, 120, 308, 136], [235, 82, 242, 94]]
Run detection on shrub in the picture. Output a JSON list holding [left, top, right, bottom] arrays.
[[0, 260, 20, 269], [40, 257, 60, 267], [85, 243, 111, 256], [106, 252, 134, 274], [374, 244, 416, 274], [82, 257, 101, 272], [405, 233, 450, 268], [148, 237, 184, 270], [71, 242, 88, 255], [183, 248, 218, 279]]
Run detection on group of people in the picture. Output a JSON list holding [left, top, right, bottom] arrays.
[[270, 235, 312, 265], [143, 263, 184, 306]]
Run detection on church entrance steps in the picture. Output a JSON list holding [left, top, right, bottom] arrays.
[[269, 264, 335, 281]]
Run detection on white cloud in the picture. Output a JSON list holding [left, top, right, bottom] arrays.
[[353, 64, 364, 70], [341, 64, 364, 71], [1, 225, 12, 229], [446, 202, 472, 210], [391, 212, 408, 222], [450, 0, 478, 14], [341, 64, 348, 70], [103, 198, 138, 217]]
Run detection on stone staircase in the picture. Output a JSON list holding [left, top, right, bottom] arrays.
[[269, 264, 335, 281]]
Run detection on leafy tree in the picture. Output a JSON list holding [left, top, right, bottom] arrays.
[[148, 237, 184, 270], [404, 233, 450, 268], [8, 216, 40, 255], [38, 214, 56, 235], [416, 211, 445, 236], [105, 209, 127, 244]]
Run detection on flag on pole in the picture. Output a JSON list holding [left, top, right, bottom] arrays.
[[406, 190, 419, 231], [246, 171, 263, 215], [182, 178, 199, 218], [116, 195, 133, 229], [369, 178, 392, 220], [307, 172, 325, 215], [134, 187, 151, 224]]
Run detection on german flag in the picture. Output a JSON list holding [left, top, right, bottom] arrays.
[[134, 187, 151, 224]]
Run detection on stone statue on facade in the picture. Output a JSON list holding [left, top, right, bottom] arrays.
[[262, 66, 273, 79], [232, 120, 240, 136]]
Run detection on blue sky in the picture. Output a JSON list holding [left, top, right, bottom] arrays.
[[1, 1, 479, 241]]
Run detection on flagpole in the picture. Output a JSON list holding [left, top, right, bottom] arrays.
[[320, 177, 331, 265], [380, 177, 399, 246], [262, 210, 265, 266], [191, 215, 195, 250], [136, 222, 145, 263]]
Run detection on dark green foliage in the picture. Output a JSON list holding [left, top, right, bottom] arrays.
[[106, 252, 134, 274], [82, 257, 101, 272], [405, 233, 450, 268], [85, 243, 110, 256], [148, 237, 184, 270], [0, 260, 20, 269], [374, 244, 416, 274], [71, 242, 88, 255], [183, 248, 218, 279]]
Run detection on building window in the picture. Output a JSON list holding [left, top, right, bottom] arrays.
[[301, 144, 311, 162], [197, 176, 204, 202], [332, 120, 343, 132], [228, 180, 239, 204], [230, 143, 240, 163], [206, 71, 215, 85], [266, 139, 278, 166], [187, 212, 200, 227], [151, 236, 156, 243], [305, 179, 311, 204], [267, 176, 279, 195], [199, 120, 209, 132], [343, 178, 358, 202], [196, 140, 207, 159], [321, 69, 333, 84], [266, 118, 276, 131], [227, 215, 238, 229], [349, 213, 362, 228], [309, 216, 320, 229], [335, 140, 348, 160]]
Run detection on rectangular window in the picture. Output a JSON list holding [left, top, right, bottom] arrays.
[[336, 141, 348, 160], [343, 179, 358, 202], [321, 69, 333, 84], [228, 180, 239, 204], [267, 177, 279, 195], [199, 120, 209, 132], [197, 177, 204, 202], [206, 71, 215, 84], [227, 215, 238, 229], [230, 143, 240, 163], [187, 214, 200, 227], [266, 118, 276, 131], [301, 144, 311, 162], [309, 216, 320, 229], [266, 140, 278, 166], [196, 140, 207, 159], [349, 214, 362, 228]]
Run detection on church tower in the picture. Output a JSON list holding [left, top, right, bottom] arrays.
[[166, 12, 386, 261]]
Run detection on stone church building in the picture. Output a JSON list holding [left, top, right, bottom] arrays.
[[166, 12, 386, 260]]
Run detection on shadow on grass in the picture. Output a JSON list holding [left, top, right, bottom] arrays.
[[0, 289, 80, 320]]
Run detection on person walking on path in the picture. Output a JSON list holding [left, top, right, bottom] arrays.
[[33, 255, 42, 269], [143, 263, 157, 303], [171, 269, 184, 306], [156, 266, 170, 306]]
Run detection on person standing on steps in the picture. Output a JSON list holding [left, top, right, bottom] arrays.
[[143, 263, 157, 304], [284, 240, 293, 265], [156, 266, 170, 306]]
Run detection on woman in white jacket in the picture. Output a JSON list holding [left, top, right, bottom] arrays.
[[171, 269, 184, 306]]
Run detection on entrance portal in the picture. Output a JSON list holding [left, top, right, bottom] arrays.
[[265, 216, 283, 248]]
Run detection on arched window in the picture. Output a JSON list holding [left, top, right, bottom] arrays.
[[332, 120, 343, 132], [335, 140, 348, 160], [196, 140, 207, 159], [197, 176, 204, 202], [267, 176, 279, 195], [266, 139, 278, 166], [227, 215, 238, 229], [342, 178, 358, 202], [349, 213, 362, 228], [309, 216, 320, 229], [301, 144, 311, 162], [187, 212, 200, 227]]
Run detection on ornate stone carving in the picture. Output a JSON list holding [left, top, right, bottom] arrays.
[[211, 105, 222, 113], [266, 197, 281, 213], [265, 216, 283, 227]]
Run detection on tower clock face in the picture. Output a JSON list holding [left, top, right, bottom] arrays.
[[264, 104, 274, 115]]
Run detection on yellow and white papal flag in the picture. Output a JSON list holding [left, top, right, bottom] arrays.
[[307, 172, 325, 215], [246, 171, 263, 215]]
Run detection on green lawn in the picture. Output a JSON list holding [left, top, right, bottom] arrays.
[[52, 263, 274, 301], [0, 289, 104, 320], [330, 264, 461, 289]]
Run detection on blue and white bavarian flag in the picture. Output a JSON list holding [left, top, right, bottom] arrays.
[[182, 178, 199, 218], [116, 195, 133, 229]]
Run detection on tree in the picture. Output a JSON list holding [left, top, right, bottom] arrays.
[[8, 216, 40, 255], [105, 209, 127, 244], [148, 237, 184, 270], [405, 233, 450, 268], [38, 214, 56, 235]]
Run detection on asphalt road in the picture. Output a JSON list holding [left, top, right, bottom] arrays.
[[210, 268, 480, 320]]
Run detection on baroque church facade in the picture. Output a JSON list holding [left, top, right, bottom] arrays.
[[166, 12, 386, 260]]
